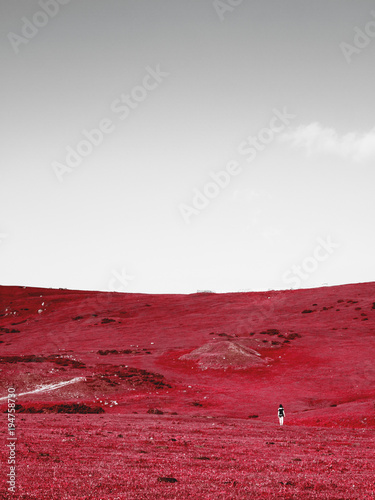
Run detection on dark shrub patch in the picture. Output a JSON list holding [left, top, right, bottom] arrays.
[[0, 355, 44, 363], [0, 354, 85, 369], [101, 318, 116, 324], [260, 329, 280, 335], [97, 349, 134, 355], [147, 408, 164, 414], [11, 403, 104, 414], [285, 333, 302, 340]]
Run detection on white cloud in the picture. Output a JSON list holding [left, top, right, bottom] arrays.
[[280, 122, 375, 162]]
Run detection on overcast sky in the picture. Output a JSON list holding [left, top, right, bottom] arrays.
[[1, 0, 375, 293]]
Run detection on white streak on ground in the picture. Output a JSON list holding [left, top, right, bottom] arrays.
[[0, 377, 86, 401]]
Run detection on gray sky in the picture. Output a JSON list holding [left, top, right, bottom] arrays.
[[1, 0, 375, 293]]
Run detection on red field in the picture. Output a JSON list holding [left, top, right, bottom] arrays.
[[1, 283, 375, 499]]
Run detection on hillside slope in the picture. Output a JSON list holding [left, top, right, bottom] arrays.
[[1, 283, 374, 424]]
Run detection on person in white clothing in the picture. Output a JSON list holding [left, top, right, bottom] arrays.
[[278, 404, 285, 425]]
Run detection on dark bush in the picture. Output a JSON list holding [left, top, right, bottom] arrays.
[[147, 408, 164, 414]]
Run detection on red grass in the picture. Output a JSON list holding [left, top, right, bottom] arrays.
[[0, 282, 375, 498]]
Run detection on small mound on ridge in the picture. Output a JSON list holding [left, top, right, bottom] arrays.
[[180, 341, 268, 370]]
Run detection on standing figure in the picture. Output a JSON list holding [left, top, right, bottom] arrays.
[[278, 404, 285, 425]]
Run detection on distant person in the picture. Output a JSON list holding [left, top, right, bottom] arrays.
[[278, 404, 285, 425]]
